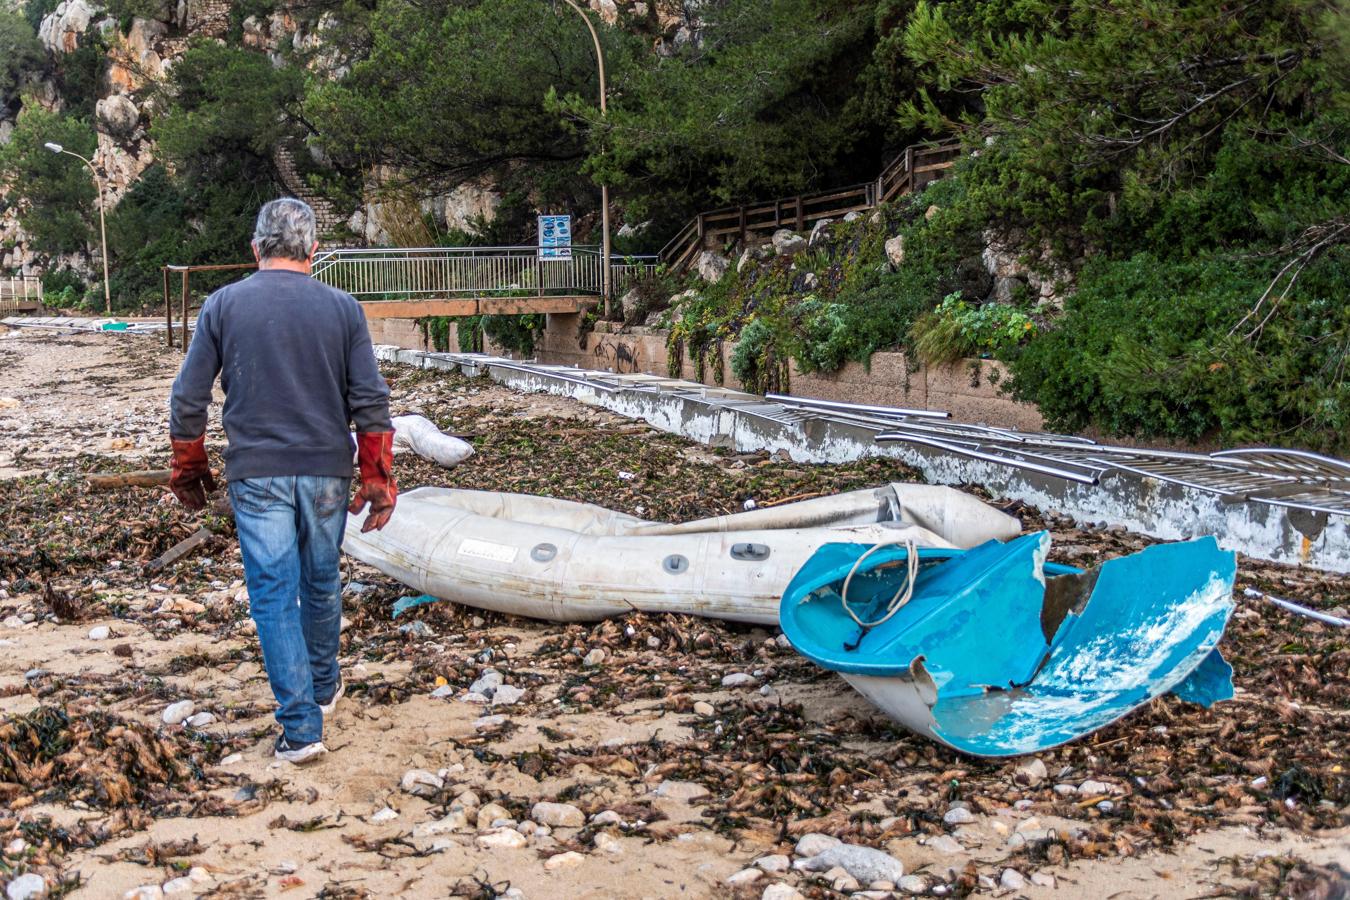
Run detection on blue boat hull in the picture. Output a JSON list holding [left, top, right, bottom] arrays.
[[779, 533, 1237, 756]]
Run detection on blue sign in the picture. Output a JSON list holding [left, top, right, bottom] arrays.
[[538, 215, 572, 260]]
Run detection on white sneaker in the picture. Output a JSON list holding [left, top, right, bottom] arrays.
[[274, 735, 328, 765], [318, 678, 344, 717]]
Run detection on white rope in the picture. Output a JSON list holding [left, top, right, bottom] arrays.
[[839, 539, 920, 629]]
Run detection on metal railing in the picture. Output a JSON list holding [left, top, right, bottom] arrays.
[[311, 246, 658, 299], [0, 276, 43, 312]]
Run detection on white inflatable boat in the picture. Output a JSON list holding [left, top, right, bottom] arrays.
[[342, 483, 1020, 625]]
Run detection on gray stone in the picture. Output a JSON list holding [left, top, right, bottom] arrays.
[[5, 873, 46, 900], [161, 700, 194, 725], [797, 844, 903, 884], [583, 648, 606, 666], [754, 854, 790, 873], [885, 235, 905, 267], [544, 850, 586, 871], [369, 806, 399, 823], [96, 94, 139, 137], [593, 831, 623, 854], [491, 684, 525, 706], [808, 218, 834, 246], [87, 625, 110, 640], [184, 712, 215, 728], [477, 803, 511, 829], [1014, 758, 1048, 787], [898, 875, 929, 894], [942, 806, 975, 826], [726, 868, 762, 885], [694, 250, 729, 283], [414, 806, 471, 836], [400, 769, 444, 797], [653, 780, 709, 802], [925, 835, 965, 854], [794, 832, 842, 857], [473, 714, 506, 731], [1000, 868, 1026, 891], [590, 810, 622, 826], [761, 885, 805, 900], [1030, 872, 1056, 888], [475, 827, 527, 849], [692, 701, 715, 716], [1078, 779, 1111, 795], [771, 229, 807, 256], [720, 672, 756, 688], [531, 801, 584, 828]]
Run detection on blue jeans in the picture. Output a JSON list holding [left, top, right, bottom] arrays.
[[229, 476, 350, 744]]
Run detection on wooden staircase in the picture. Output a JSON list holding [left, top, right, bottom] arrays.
[[660, 139, 961, 273]]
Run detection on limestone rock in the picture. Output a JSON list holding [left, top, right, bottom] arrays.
[[793, 833, 841, 857], [593, 831, 623, 854], [726, 868, 761, 885], [925, 835, 965, 854], [808, 218, 833, 246], [694, 250, 729, 283], [692, 700, 714, 716], [5, 873, 46, 900], [1014, 758, 1048, 787], [531, 801, 584, 828], [885, 235, 906, 267], [400, 769, 444, 798], [491, 684, 525, 706], [545, 850, 586, 871], [1000, 868, 1026, 891], [797, 844, 903, 884], [40, 1, 95, 53], [653, 780, 709, 802], [161, 700, 194, 725], [942, 806, 975, 826], [761, 885, 805, 900], [476, 803, 511, 829], [413, 806, 470, 836], [475, 827, 527, 849], [720, 672, 756, 688], [771, 229, 807, 256]]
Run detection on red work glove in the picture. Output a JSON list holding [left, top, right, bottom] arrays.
[[169, 436, 216, 511], [350, 431, 397, 532]]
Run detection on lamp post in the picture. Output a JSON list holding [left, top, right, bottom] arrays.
[[556, 0, 612, 316], [44, 142, 111, 315]]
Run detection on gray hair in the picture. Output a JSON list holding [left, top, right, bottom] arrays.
[[252, 198, 317, 261]]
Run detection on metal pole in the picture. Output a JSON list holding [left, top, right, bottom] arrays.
[[560, 0, 611, 315], [60, 150, 111, 314]]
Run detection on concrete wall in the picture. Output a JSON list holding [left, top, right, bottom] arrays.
[[367, 313, 1045, 431]]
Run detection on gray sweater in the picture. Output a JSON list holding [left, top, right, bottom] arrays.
[[169, 269, 392, 481]]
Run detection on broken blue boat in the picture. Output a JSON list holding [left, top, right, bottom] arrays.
[[780, 533, 1237, 757]]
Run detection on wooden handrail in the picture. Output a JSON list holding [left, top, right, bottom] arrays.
[[662, 139, 962, 271]]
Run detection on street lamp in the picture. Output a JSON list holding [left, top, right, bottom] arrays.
[[44, 141, 112, 315], [554, 0, 613, 316]]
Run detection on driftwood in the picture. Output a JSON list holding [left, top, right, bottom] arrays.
[[145, 526, 213, 573], [87, 469, 172, 489]]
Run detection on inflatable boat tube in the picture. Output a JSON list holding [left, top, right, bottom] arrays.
[[343, 483, 1020, 625]]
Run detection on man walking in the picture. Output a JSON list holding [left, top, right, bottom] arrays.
[[168, 198, 396, 765]]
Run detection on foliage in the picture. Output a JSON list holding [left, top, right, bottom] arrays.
[[910, 292, 1036, 367], [0, 10, 43, 108], [1005, 251, 1350, 451], [54, 28, 109, 118], [0, 107, 97, 255]]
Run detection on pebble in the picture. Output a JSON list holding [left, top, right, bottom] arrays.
[[475, 827, 528, 849], [593, 832, 623, 854], [461, 691, 490, 704], [5, 874, 45, 900], [775, 634, 792, 649], [653, 780, 710, 802], [531, 801, 584, 828], [797, 844, 904, 884], [492, 685, 525, 706], [473, 714, 507, 730], [897, 875, 929, 894], [583, 648, 606, 666], [87, 626, 110, 640], [1000, 868, 1027, 891], [218, 753, 242, 766], [754, 854, 790, 873], [646, 636, 661, 648], [3, 840, 23, 857], [1097, 800, 1115, 812], [1079, 779, 1111, 795], [1014, 758, 1048, 786], [160, 878, 193, 895], [794, 833, 842, 857], [184, 712, 215, 728], [369, 807, 399, 823], [430, 685, 455, 699], [1031, 872, 1056, 887], [161, 700, 194, 726], [544, 851, 586, 871], [824, 866, 858, 891], [1053, 783, 1077, 796], [398, 620, 433, 637], [942, 806, 975, 826], [726, 868, 762, 885], [123, 887, 163, 900], [400, 769, 444, 798], [925, 835, 965, 854], [590, 810, 622, 826], [692, 701, 715, 716], [761, 885, 805, 900], [477, 803, 511, 829], [2, 617, 23, 629], [720, 672, 756, 687], [413, 807, 470, 835]]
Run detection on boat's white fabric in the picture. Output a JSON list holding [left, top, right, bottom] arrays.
[[391, 414, 474, 468], [343, 483, 1020, 625]]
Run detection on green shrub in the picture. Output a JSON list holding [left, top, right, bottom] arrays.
[[910, 292, 1036, 367], [1005, 251, 1350, 452]]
